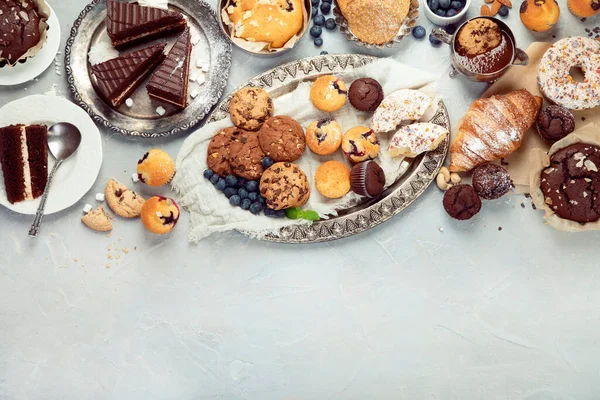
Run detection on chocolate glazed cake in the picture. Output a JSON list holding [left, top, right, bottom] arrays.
[[106, 0, 187, 49], [0, 125, 48, 204], [146, 27, 192, 109], [91, 42, 167, 108]]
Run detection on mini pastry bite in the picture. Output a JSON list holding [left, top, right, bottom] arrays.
[[0, 0, 50, 67], [305, 119, 343, 156], [342, 0, 410, 45], [105, 179, 145, 218], [81, 207, 113, 232], [258, 116, 306, 162], [472, 163, 512, 200], [540, 144, 600, 223], [371, 89, 432, 133], [350, 161, 385, 198], [519, 0, 560, 32], [91, 43, 167, 108], [537, 37, 600, 111], [567, 0, 600, 17], [137, 149, 175, 186], [147, 27, 192, 109], [388, 123, 448, 158], [260, 162, 310, 210], [536, 105, 576, 144], [348, 78, 384, 112], [443, 184, 482, 220], [341, 126, 380, 163], [229, 87, 274, 131], [0, 124, 48, 204], [227, 0, 304, 49], [315, 161, 351, 199], [449, 89, 542, 172], [310, 76, 348, 112], [141, 196, 180, 234], [105, 0, 187, 49]]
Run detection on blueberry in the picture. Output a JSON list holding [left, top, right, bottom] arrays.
[[444, 24, 457, 35], [325, 18, 336, 30], [215, 178, 227, 191], [264, 208, 276, 217], [310, 25, 322, 38], [225, 174, 238, 188], [203, 169, 214, 179], [275, 210, 286, 218], [498, 4, 509, 16], [229, 195, 241, 207], [261, 156, 274, 169], [311, 0, 319, 6], [258, 196, 267, 205], [238, 188, 249, 199], [238, 177, 248, 188], [248, 192, 259, 201], [446, 8, 458, 17], [241, 198, 252, 210], [428, 0, 439, 10], [320, 2, 331, 14], [313, 14, 325, 25], [438, 0, 451, 9], [434, 8, 446, 16], [311, 7, 318, 17], [450, 0, 462, 10], [314, 37, 323, 47], [224, 187, 238, 198], [249, 202, 263, 214], [245, 180, 259, 192], [322, 0, 332, 3], [320, 50, 329, 55], [429, 33, 442, 46], [210, 174, 220, 184], [412, 25, 426, 39]]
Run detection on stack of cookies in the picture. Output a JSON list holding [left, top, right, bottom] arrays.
[[337, 0, 411, 44]]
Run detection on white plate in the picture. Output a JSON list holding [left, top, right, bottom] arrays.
[[0, 4, 61, 86], [0, 95, 103, 215]]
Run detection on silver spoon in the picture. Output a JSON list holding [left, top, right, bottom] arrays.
[[29, 123, 82, 237]]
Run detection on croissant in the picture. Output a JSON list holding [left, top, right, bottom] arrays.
[[449, 89, 543, 172]]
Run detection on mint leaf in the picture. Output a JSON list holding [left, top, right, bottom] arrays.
[[285, 207, 302, 219], [301, 210, 320, 221]]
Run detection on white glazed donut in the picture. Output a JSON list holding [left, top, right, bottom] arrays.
[[538, 36, 600, 110], [388, 123, 448, 158]]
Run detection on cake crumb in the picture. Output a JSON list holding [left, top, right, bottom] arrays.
[[73, 258, 78, 262], [498, 227, 502, 231], [106, 233, 112, 238], [123, 248, 129, 254], [106, 263, 111, 268]]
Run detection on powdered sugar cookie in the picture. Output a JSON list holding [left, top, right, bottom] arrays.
[[371, 89, 433, 133], [388, 123, 448, 158]]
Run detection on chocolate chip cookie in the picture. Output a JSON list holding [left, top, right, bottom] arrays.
[[259, 116, 306, 162], [207, 127, 237, 177], [228, 130, 266, 180], [259, 162, 310, 210], [105, 179, 145, 218], [229, 87, 274, 131], [443, 184, 481, 220]]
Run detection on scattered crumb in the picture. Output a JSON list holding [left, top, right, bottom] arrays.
[[500, 158, 509, 166], [106, 233, 112, 238], [520, 202, 525, 208], [132, 173, 140, 183], [123, 248, 129, 254], [108, 254, 112, 259], [73, 258, 78, 262], [156, 106, 166, 116], [438, 227, 444, 232], [498, 227, 502, 231], [134, 247, 137, 251], [582, 117, 586, 122], [106, 264, 111, 268]]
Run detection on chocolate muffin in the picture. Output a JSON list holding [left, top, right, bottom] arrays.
[[443, 184, 482, 220], [472, 163, 512, 200], [348, 78, 384, 112], [540, 143, 600, 223], [0, 0, 48, 66], [350, 161, 385, 198], [536, 105, 576, 144]]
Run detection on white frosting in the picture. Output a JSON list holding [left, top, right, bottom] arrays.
[[19, 126, 33, 201], [136, 0, 169, 10]]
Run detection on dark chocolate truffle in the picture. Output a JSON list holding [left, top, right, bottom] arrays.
[[472, 163, 512, 200], [536, 105, 576, 144], [443, 184, 482, 220], [348, 78, 384, 112], [540, 143, 600, 223], [350, 160, 385, 198]]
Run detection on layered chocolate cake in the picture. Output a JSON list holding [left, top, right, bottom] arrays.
[[147, 27, 192, 109], [106, 0, 187, 49], [91, 43, 167, 108], [0, 125, 48, 204]]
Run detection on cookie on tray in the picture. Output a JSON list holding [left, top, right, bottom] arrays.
[[207, 127, 237, 177], [315, 161, 351, 199], [105, 178, 145, 218], [259, 162, 310, 210], [258, 116, 306, 162], [229, 130, 266, 180], [310, 75, 348, 112], [229, 87, 274, 131], [306, 118, 343, 156]]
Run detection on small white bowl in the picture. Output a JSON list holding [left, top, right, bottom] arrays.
[[423, 0, 471, 26]]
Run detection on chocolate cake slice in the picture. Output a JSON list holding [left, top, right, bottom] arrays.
[[146, 27, 192, 109], [0, 125, 48, 204], [91, 42, 167, 108], [106, 0, 187, 49]]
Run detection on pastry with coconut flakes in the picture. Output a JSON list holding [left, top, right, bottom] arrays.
[[371, 89, 432, 133], [388, 123, 448, 158]]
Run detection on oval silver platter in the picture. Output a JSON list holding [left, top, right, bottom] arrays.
[[65, 0, 232, 138], [206, 54, 450, 244]]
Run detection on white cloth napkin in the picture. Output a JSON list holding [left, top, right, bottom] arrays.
[[173, 58, 439, 242]]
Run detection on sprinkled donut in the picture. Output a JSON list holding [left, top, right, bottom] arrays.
[[537, 36, 600, 110]]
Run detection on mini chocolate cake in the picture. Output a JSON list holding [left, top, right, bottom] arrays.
[[348, 78, 384, 112], [536, 105, 576, 144], [472, 163, 512, 200], [106, 0, 187, 49], [0, 124, 48, 204], [350, 160, 385, 198], [91, 42, 167, 108], [0, 0, 45, 66], [147, 27, 192, 109], [540, 143, 600, 223], [443, 184, 482, 220]]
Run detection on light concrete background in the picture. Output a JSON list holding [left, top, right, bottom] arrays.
[[1, 1, 600, 399]]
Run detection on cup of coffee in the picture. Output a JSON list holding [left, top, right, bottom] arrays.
[[432, 16, 529, 83]]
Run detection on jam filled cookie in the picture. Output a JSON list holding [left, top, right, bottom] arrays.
[[305, 118, 343, 156], [259, 116, 306, 162], [315, 161, 351, 199], [137, 149, 175, 187], [229, 87, 274, 131], [81, 207, 113, 232], [341, 126, 380, 163], [310, 75, 348, 112], [260, 162, 310, 210], [105, 179, 145, 218], [141, 196, 180, 234]]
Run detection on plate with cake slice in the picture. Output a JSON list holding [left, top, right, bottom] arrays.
[[65, 0, 232, 138], [0, 95, 102, 215]]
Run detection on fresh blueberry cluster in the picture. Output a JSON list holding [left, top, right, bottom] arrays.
[[310, 0, 337, 48], [203, 167, 285, 218], [427, 0, 466, 17]]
